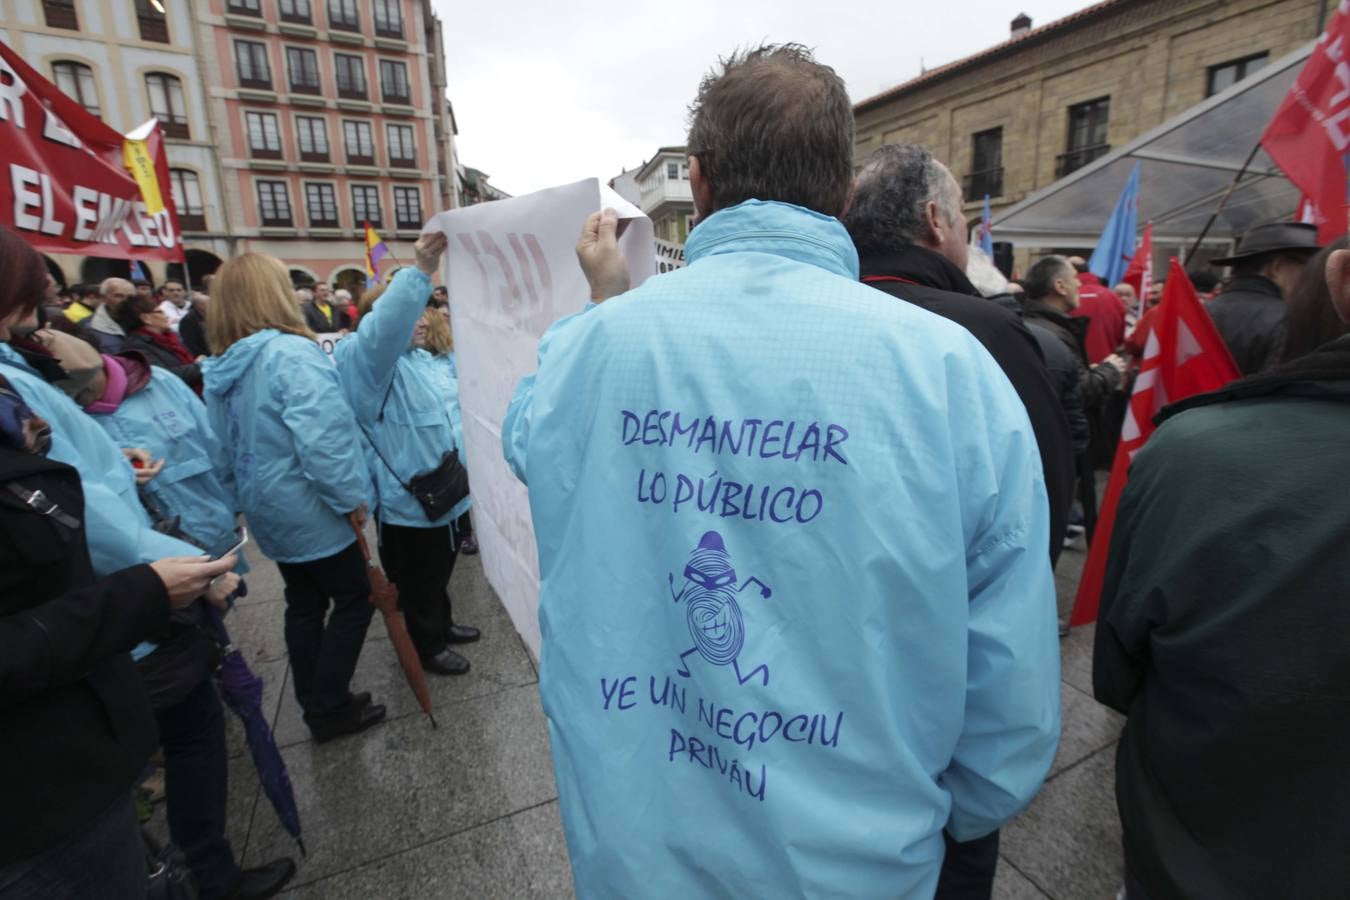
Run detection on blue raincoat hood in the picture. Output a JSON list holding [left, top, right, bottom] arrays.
[[503, 200, 1060, 898]]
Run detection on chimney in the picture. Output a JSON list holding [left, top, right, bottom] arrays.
[[1011, 13, 1032, 37]]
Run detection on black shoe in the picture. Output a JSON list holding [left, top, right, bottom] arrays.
[[306, 701, 387, 743], [422, 647, 470, 675], [227, 857, 296, 900], [446, 624, 481, 644], [348, 691, 372, 709], [459, 535, 479, 555]]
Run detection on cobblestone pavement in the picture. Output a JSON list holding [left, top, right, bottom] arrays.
[[160, 531, 1122, 899]]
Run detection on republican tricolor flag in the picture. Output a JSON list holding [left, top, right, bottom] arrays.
[[1070, 259, 1241, 626], [364, 221, 389, 288]]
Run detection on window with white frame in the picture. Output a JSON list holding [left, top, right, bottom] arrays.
[[342, 120, 374, 163], [334, 53, 367, 99], [379, 59, 409, 103], [234, 40, 271, 88], [285, 47, 320, 95], [394, 185, 421, 228], [352, 184, 381, 226], [169, 169, 205, 230], [245, 111, 283, 158], [373, 0, 403, 36], [386, 124, 415, 167], [296, 116, 330, 161], [305, 182, 339, 227], [52, 61, 99, 117], [256, 180, 293, 226]]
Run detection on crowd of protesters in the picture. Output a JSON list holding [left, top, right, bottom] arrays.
[[4, 38, 1350, 900], [0, 228, 477, 899]]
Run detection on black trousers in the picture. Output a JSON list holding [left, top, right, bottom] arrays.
[[156, 676, 240, 900], [276, 541, 373, 718], [934, 829, 1000, 900], [378, 521, 460, 659]]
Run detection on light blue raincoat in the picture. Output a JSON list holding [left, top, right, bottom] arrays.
[[0, 344, 201, 574], [89, 367, 243, 566], [202, 330, 371, 564], [504, 201, 1061, 899], [334, 268, 471, 527], [408, 348, 472, 505]]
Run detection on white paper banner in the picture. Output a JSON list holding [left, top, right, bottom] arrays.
[[425, 178, 655, 658]]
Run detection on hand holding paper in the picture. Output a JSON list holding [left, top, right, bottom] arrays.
[[576, 208, 631, 302]]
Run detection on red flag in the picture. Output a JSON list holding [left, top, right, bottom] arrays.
[[1260, 2, 1350, 243], [1120, 222, 1153, 316], [0, 40, 182, 261], [1070, 259, 1241, 626]]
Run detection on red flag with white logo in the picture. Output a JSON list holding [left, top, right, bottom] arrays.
[[1070, 259, 1241, 626], [1297, 194, 1319, 224], [1261, 1, 1350, 243]]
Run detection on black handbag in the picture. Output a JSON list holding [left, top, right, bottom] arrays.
[[361, 377, 469, 521]]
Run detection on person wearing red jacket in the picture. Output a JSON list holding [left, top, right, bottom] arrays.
[[1068, 256, 1128, 364]]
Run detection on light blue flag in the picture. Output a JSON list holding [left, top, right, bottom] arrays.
[[979, 195, 994, 259], [1087, 163, 1140, 285], [129, 259, 150, 283]]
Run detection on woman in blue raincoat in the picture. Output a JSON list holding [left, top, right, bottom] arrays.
[[70, 345, 298, 900], [202, 253, 384, 743], [410, 303, 476, 553], [333, 234, 479, 677]]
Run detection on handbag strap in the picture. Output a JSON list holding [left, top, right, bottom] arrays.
[[359, 363, 457, 493]]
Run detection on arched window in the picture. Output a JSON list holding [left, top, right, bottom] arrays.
[[169, 169, 205, 232], [51, 61, 99, 118], [146, 73, 189, 139]]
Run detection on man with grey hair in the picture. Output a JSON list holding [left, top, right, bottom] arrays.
[[503, 45, 1059, 898], [844, 144, 1076, 899], [86, 276, 134, 352]]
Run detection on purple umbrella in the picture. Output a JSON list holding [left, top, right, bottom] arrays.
[[208, 604, 305, 856]]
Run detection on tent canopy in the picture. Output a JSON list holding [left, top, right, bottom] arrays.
[[993, 44, 1311, 249]]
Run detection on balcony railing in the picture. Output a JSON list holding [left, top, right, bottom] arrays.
[[390, 154, 416, 168], [382, 87, 410, 105], [963, 167, 1003, 200], [227, 1, 262, 16], [1055, 144, 1110, 178], [337, 82, 367, 100], [158, 119, 190, 140], [290, 78, 321, 96], [300, 149, 330, 163]]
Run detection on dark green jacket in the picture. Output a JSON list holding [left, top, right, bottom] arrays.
[[1095, 336, 1350, 900]]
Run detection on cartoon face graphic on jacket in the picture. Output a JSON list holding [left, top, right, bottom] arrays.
[[668, 531, 772, 687]]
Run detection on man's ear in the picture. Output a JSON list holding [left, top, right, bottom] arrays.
[[1327, 249, 1350, 323], [689, 155, 715, 221], [922, 199, 945, 249]]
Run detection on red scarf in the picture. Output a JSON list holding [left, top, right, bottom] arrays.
[[137, 327, 195, 366]]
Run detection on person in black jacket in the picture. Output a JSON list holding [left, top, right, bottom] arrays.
[[0, 371, 239, 899], [111, 292, 203, 391], [179, 292, 210, 359], [301, 281, 351, 334], [844, 144, 1076, 570], [1206, 221, 1320, 374], [842, 143, 1075, 900]]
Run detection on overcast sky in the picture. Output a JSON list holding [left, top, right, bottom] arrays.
[[434, 0, 1093, 197]]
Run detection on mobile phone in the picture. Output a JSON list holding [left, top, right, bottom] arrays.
[[211, 526, 248, 562]]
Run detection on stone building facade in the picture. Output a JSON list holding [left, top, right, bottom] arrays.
[[854, 0, 1324, 250]]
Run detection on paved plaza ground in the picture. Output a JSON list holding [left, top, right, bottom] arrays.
[[170, 532, 1125, 899]]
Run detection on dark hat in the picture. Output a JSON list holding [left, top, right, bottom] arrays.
[[1210, 221, 1321, 265]]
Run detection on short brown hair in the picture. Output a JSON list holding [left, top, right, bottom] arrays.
[[111, 292, 160, 333], [0, 227, 52, 323], [686, 44, 854, 217], [207, 253, 315, 354]]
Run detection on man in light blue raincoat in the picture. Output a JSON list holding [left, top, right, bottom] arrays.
[[503, 45, 1060, 899]]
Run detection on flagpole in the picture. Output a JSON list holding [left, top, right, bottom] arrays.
[[1183, 142, 1262, 267]]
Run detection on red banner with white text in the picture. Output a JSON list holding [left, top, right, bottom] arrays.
[[0, 40, 182, 261]]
